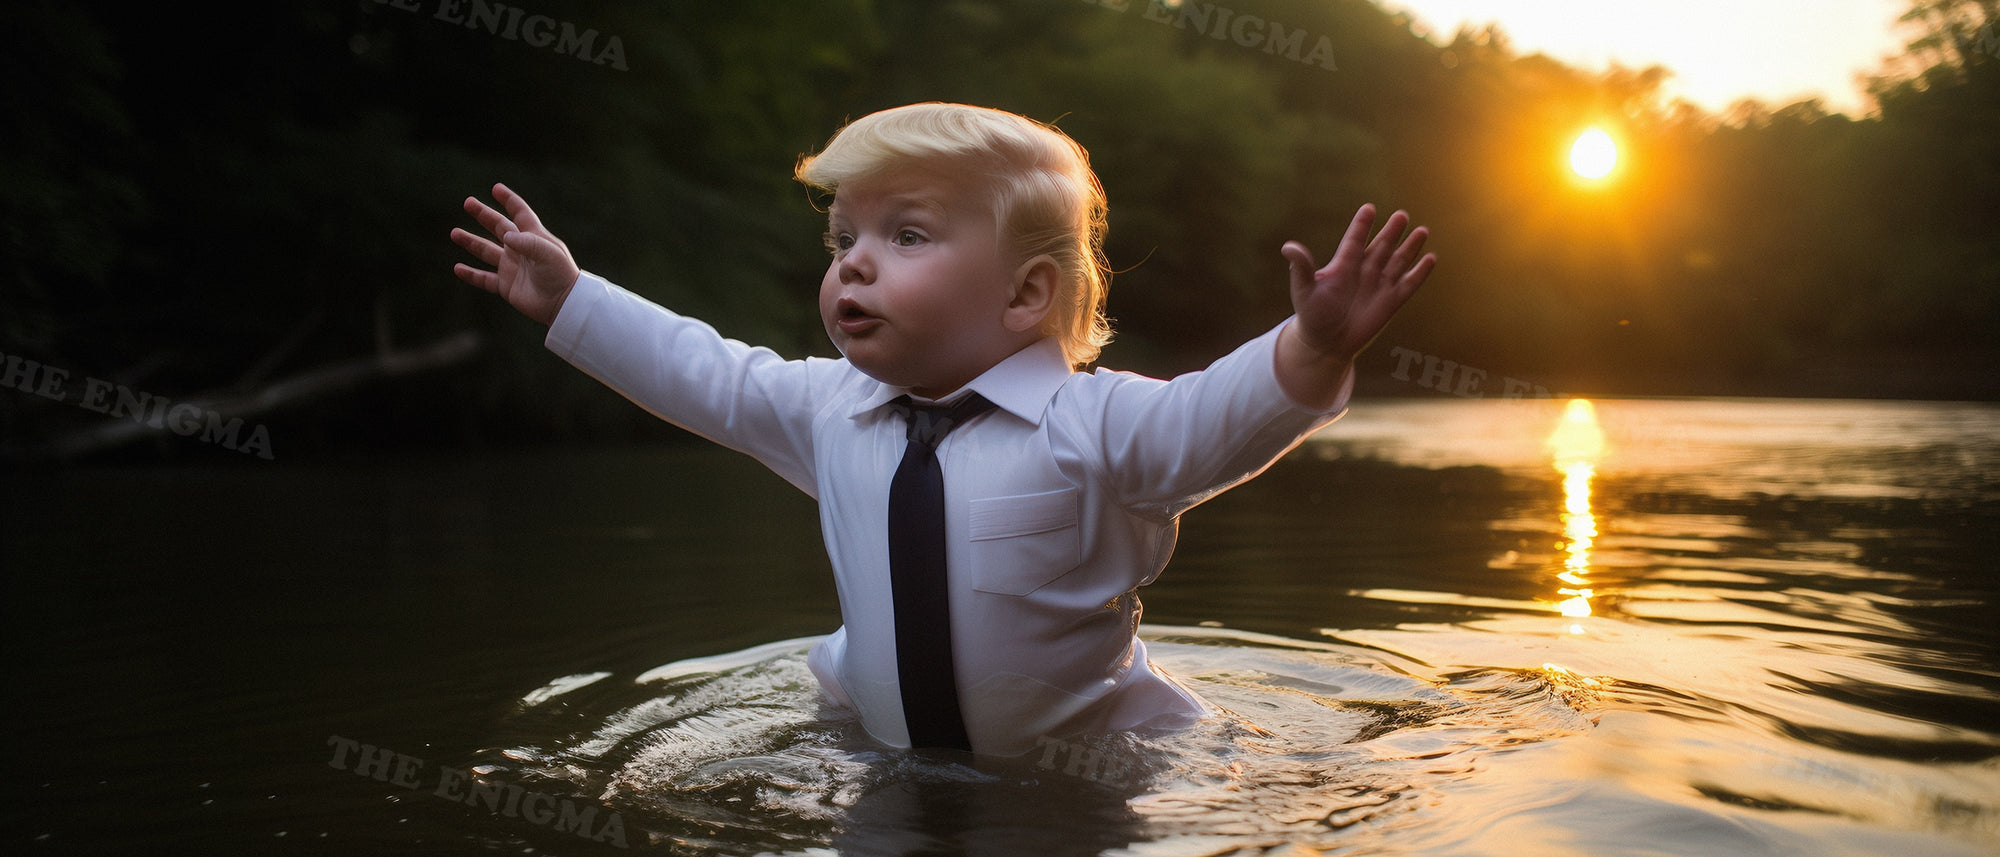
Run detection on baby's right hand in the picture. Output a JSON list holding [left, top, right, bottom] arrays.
[[451, 183, 581, 326]]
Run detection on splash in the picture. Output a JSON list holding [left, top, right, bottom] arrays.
[[463, 628, 1602, 854]]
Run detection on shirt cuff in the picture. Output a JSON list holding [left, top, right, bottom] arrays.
[[1268, 316, 1354, 417], [544, 270, 612, 360]]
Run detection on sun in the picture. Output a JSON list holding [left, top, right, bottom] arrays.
[[1569, 128, 1618, 180]]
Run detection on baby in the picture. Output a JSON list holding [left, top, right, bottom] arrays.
[[451, 102, 1434, 756]]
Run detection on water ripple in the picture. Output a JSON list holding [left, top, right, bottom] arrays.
[[458, 627, 1617, 854]]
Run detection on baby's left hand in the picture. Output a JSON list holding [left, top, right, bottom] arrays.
[[1281, 204, 1435, 365]]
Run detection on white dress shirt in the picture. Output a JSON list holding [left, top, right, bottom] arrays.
[[546, 272, 1349, 756]]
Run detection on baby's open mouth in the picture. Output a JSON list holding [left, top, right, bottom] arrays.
[[834, 299, 881, 333]]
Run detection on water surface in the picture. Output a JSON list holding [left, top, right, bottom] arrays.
[[5, 397, 1996, 855]]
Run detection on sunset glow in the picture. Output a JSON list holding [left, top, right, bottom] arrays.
[[1569, 128, 1618, 180], [1378, 0, 1907, 116]]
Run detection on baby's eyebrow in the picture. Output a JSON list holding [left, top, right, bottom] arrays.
[[885, 194, 949, 217], [827, 193, 951, 223]]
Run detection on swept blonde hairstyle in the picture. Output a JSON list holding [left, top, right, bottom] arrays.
[[794, 102, 1113, 369]]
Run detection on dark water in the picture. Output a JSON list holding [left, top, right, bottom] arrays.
[[5, 398, 1997, 855]]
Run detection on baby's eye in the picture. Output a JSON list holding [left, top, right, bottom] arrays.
[[892, 230, 924, 247], [822, 231, 854, 255]]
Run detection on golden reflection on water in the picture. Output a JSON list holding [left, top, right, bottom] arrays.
[[1547, 400, 1605, 632]]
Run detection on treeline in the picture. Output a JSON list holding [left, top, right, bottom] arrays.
[[4, 0, 1995, 459]]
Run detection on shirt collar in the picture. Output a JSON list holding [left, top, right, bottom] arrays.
[[848, 337, 1073, 426]]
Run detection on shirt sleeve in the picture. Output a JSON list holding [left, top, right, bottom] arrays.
[[1069, 318, 1351, 521], [544, 272, 827, 496]]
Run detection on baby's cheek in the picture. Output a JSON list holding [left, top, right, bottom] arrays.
[[816, 305, 843, 345]]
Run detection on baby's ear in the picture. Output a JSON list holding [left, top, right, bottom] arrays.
[[1005, 254, 1060, 334]]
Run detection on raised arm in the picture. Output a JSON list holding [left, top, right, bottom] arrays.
[[450, 182, 582, 326], [1275, 204, 1436, 409]]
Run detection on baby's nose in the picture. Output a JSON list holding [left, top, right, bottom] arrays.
[[839, 245, 874, 284]]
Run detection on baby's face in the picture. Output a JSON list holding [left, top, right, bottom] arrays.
[[820, 169, 1029, 398]]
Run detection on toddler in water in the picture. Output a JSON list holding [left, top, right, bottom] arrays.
[[451, 103, 1434, 756]]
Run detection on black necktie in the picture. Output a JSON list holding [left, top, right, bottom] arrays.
[[886, 392, 997, 751]]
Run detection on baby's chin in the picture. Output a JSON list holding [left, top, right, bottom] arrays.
[[846, 354, 966, 398], [831, 341, 915, 387], [832, 332, 996, 397]]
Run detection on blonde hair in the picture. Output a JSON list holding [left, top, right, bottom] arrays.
[[794, 103, 1113, 369]]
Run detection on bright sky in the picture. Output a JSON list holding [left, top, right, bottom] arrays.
[[1376, 0, 1914, 115]]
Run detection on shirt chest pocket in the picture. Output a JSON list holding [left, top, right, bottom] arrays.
[[966, 487, 1081, 597]]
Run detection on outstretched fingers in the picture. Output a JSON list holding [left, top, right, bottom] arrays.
[[1377, 254, 1431, 319], [1308, 206, 1434, 295], [1398, 232, 1436, 288], [1384, 222, 1431, 284], [1371, 226, 1435, 328], [463, 193, 514, 241], [452, 189, 520, 296], [453, 260, 500, 293], [1328, 203, 1378, 274], [449, 182, 581, 328], [493, 182, 548, 235], [1362, 210, 1412, 275], [451, 224, 502, 266]]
